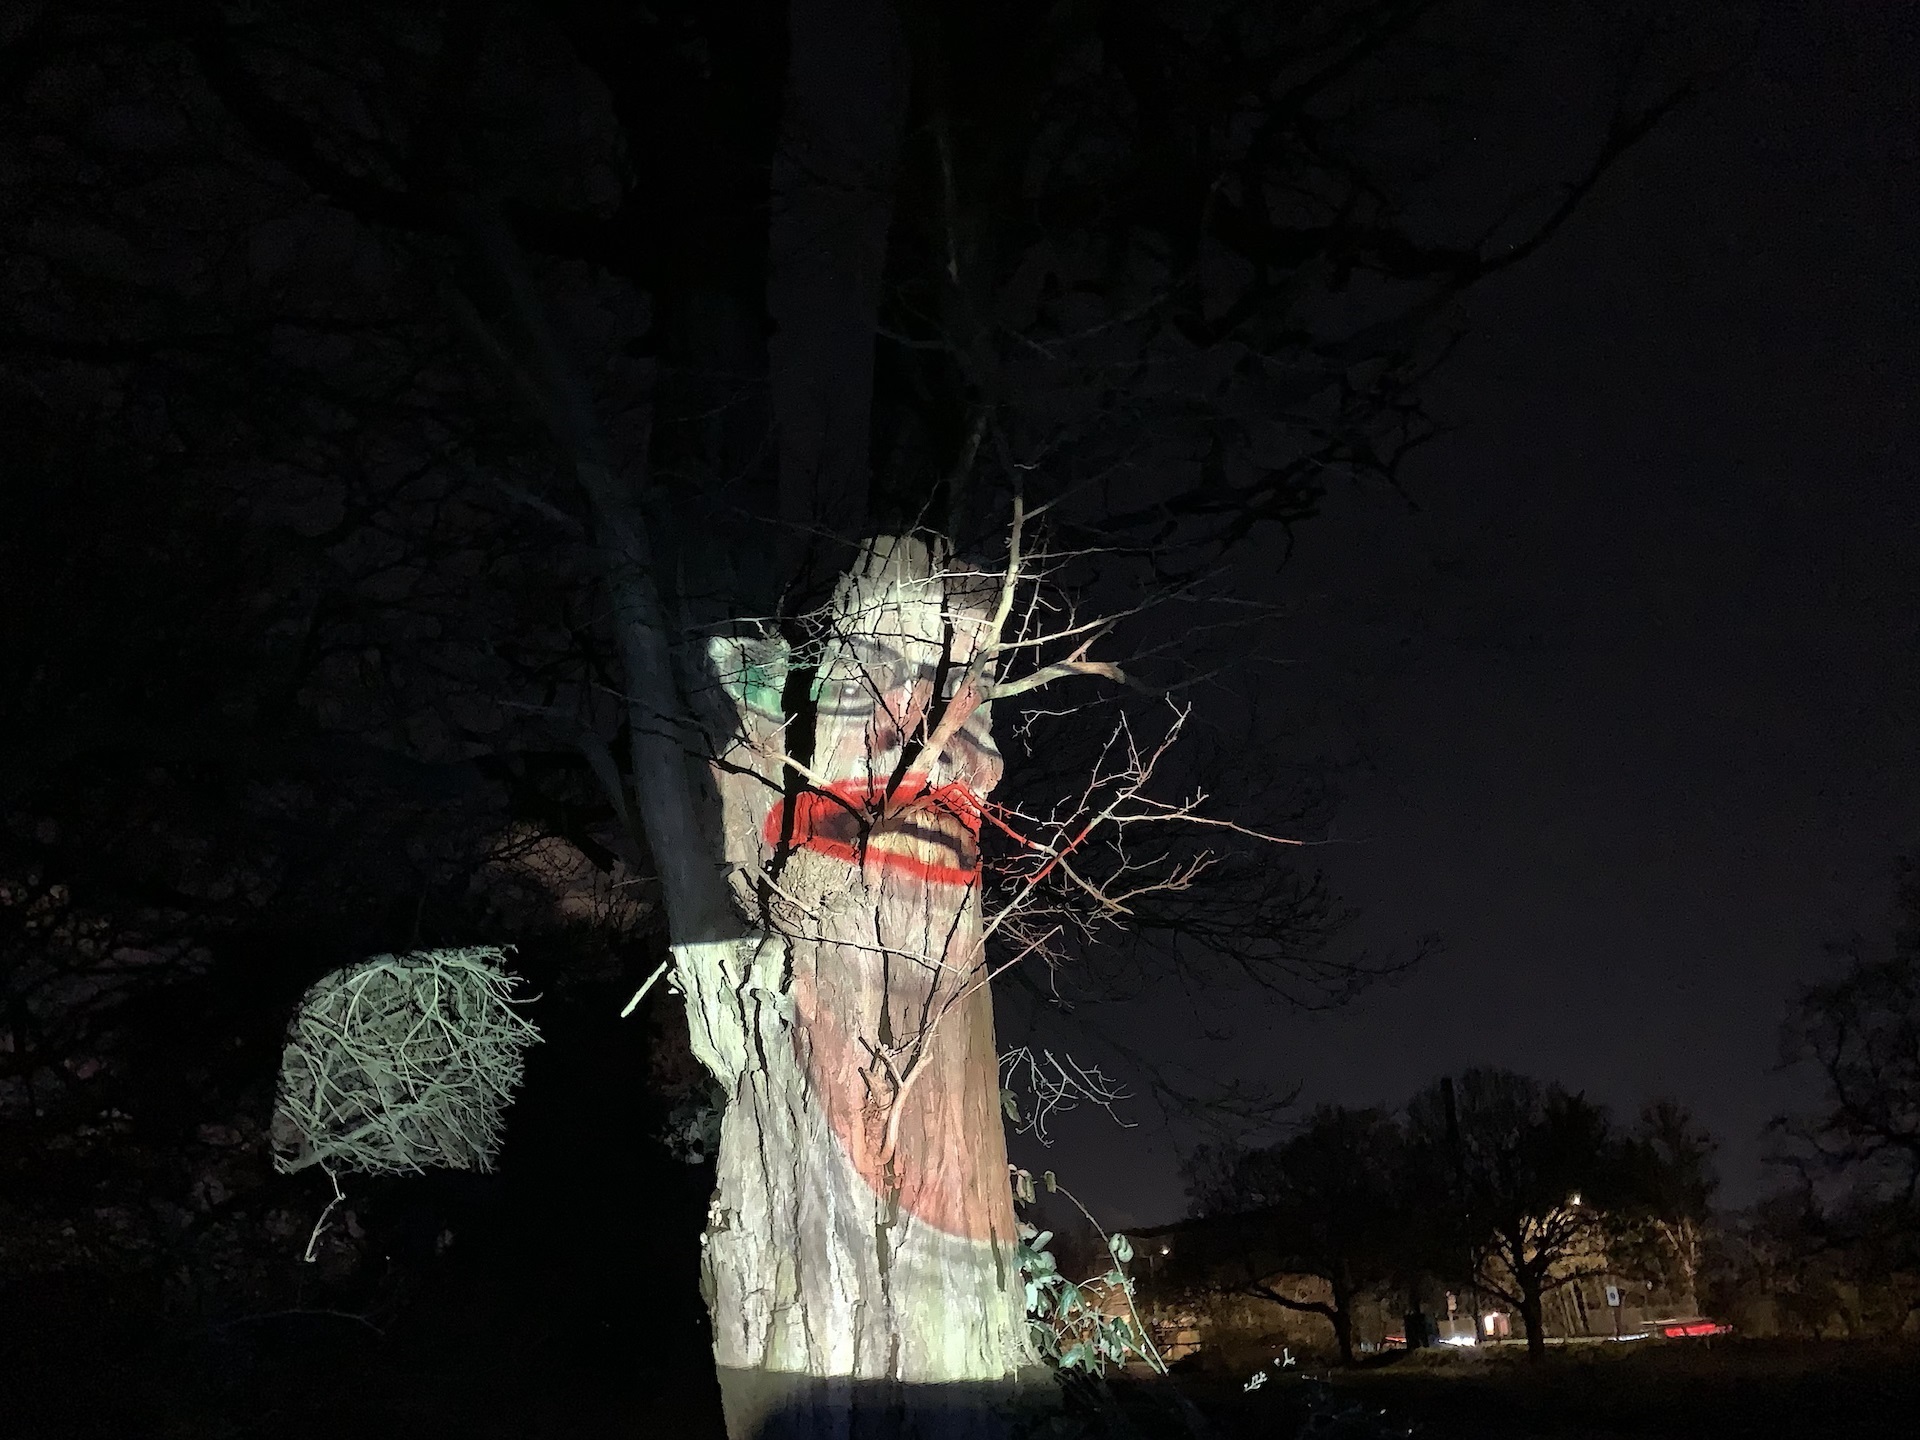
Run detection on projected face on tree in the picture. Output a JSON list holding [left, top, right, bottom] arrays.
[[763, 583, 1014, 1245], [763, 648, 1001, 889]]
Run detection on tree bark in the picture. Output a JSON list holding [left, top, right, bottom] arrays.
[[1519, 1285, 1546, 1360], [685, 536, 1037, 1440]]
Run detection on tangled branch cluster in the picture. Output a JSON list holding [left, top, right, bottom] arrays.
[[1000, 1046, 1132, 1145], [271, 947, 540, 1177]]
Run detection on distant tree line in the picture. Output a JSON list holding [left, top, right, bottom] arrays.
[[1180, 1070, 1716, 1362], [1171, 859, 1920, 1362]]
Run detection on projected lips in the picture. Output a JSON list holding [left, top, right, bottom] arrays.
[[765, 777, 981, 887]]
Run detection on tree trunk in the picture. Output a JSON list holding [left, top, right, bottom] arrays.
[[1330, 1302, 1355, 1367], [1661, 1218, 1702, 1315], [1519, 1285, 1546, 1360], [1326, 1270, 1356, 1365], [681, 537, 1036, 1440]]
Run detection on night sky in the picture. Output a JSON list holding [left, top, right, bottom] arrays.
[[1048, 0, 1919, 1226]]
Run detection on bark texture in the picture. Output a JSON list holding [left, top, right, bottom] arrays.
[[679, 537, 1036, 1440]]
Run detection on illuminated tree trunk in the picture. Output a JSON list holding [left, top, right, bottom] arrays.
[[463, 5, 1036, 1427], [678, 537, 1035, 1440], [665, 7, 1038, 1425]]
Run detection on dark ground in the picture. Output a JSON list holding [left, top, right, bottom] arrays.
[[14, 1294, 1920, 1440], [3, 1241, 723, 1440], [1173, 1340, 1920, 1440]]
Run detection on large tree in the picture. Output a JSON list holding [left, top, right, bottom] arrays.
[[1776, 859, 1920, 1214], [1613, 1099, 1720, 1312], [1407, 1069, 1619, 1358], [1764, 858, 1920, 1325], [1187, 1105, 1409, 1364], [0, 1, 1702, 1433]]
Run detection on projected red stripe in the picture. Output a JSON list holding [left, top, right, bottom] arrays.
[[764, 775, 984, 887]]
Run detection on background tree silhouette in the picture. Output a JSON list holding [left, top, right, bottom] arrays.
[[1407, 1068, 1619, 1359], [1775, 859, 1920, 1213], [1187, 1104, 1410, 1364], [1610, 1099, 1720, 1313]]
